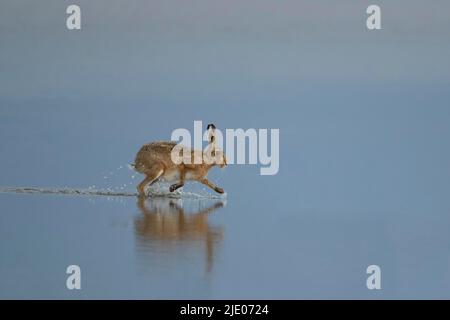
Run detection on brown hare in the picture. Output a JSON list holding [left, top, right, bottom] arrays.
[[134, 124, 227, 196]]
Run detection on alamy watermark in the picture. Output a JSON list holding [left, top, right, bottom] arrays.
[[170, 121, 279, 175], [366, 5, 381, 30], [366, 265, 381, 290], [66, 5, 81, 30], [66, 5, 381, 32], [66, 265, 81, 290]]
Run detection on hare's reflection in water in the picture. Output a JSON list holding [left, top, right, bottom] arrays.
[[135, 197, 224, 273]]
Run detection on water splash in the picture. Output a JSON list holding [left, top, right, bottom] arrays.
[[0, 185, 226, 200], [0, 186, 136, 197], [0, 162, 227, 200]]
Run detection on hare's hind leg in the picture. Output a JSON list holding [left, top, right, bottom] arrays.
[[199, 178, 224, 194], [137, 165, 164, 196]]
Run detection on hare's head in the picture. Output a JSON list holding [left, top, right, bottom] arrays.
[[206, 123, 227, 168]]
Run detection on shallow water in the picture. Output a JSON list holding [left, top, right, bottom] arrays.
[[2, 177, 450, 299], [1, 0, 450, 299], [0, 185, 226, 199]]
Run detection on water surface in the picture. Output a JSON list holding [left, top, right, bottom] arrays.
[[1, 0, 450, 299]]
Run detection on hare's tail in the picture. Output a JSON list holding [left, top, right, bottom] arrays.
[[129, 162, 146, 174]]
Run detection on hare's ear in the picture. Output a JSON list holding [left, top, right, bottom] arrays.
[[207, 123, 216, 144]]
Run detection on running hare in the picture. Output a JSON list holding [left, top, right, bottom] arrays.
[[134, 124, 227, 196]]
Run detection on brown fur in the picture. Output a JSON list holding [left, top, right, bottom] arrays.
[[134, 126, 226, 195]]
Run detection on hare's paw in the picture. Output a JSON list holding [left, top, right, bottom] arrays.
[[215, 187, 225, 194]]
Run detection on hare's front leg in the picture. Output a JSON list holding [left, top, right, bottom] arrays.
[[169, 171, 185, 192], [199, 178, 224, 194]]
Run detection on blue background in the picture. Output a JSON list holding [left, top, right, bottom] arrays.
[[1, 0, 450, 298]]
